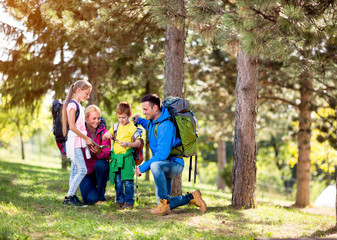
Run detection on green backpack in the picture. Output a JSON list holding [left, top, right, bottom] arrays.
[[154, 96, 199, 182]]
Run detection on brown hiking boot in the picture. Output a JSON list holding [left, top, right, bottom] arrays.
[[150, 199, 170, 215], [189, 190, 207, 213]]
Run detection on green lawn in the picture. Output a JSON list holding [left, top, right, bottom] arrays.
[[0, 155, 336, 240]]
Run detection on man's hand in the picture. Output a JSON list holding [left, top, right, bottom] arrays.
[[136, 167, 142, 177], [131, 114, 140, 124]]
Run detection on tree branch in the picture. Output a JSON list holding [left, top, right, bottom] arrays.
[[259, 95, 298, 108]]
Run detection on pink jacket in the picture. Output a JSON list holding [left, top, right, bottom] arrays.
[[82, 123, 111, 175]]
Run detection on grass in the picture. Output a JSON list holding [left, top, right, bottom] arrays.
[[0, 153, 336, 240]]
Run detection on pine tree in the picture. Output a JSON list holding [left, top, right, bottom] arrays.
[[187, 0, 337, 208]]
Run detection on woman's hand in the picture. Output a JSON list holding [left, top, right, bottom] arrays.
[[90, 145, 102, 155], [102, 132, 112, 141]]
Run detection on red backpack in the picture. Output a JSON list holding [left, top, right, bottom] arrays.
[[112, 123, 144, 166]]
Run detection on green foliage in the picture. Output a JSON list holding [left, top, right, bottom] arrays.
[[147, 0, 185, 29]]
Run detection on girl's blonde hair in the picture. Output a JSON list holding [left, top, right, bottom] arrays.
[[85, 105, 101, 118], [61, 80, 92, 136]]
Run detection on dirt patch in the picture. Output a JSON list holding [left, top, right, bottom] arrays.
[[299, 206, 335, 217]]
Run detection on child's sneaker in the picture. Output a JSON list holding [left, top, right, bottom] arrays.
[[63, 196, 87, 207], [63, 196, 77, 206]]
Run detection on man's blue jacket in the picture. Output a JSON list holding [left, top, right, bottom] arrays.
[[137, 107, 183, 173]]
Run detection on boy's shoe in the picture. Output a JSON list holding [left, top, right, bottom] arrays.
[[114, 202, 124, 208], [150, 199, 170, 215], [189, 190, 207, 213], [122, 203, 134, 209]]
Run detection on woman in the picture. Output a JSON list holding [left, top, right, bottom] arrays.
[[79, 105, 111, 205]]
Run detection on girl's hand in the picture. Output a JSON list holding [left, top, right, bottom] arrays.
[[119, 142, 128, 148], [85, 137, 94, 146]]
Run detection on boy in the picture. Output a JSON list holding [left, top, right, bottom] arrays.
[[102, 102, 141, 209]]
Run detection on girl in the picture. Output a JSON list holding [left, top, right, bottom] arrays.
[[61, 80, 94, 206]]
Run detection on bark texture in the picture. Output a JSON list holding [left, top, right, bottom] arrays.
[[88, 54, 99, 105], [295, 74, 313, 208], [232, 48, 258, 208]]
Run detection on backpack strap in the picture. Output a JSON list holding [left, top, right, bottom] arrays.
[[68, 99, 80, 122], [112, 123, 119, 141], [132, 128, 143, 142], [152, 117, 184, 158], [153, 117, 171, 138]]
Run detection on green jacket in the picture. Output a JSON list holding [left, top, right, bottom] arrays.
[[109, 148, 135, 185]]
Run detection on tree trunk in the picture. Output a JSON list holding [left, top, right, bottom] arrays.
[[88, 54, 99, 105], [164, 0, 185, 196], [335, 109, 337, 227], [61, 155, 70, 170], [232, 47, 258, 209], [144, 79, 151, 181], [20, 133, 25, 160], [217, 140, 226, 190], [295, 74, 313, 208], [145, 130, 150, 181]]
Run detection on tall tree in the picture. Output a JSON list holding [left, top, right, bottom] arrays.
[[164, 0, 186, 196], [148, 0, 186, 195], [232, 47, 258, 208]]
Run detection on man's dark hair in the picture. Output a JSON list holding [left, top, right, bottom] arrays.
[[141, 94, 161, 110]]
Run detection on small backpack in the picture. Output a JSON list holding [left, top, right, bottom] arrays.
[[112, 123, 144, 166], [51, 99, 80, 154], [154, 96, 199, 182]]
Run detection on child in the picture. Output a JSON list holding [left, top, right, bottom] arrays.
[[61, 80, 94, 206], [102, 102, 141, 209]]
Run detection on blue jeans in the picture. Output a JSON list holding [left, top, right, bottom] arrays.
[[79, 160, 109, 204], [68, 148, 87, 196], [115, 169, 134, 205], [150, 160, 193, 210]]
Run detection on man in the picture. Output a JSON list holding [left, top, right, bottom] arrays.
[[133, 93, 207, 215]]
